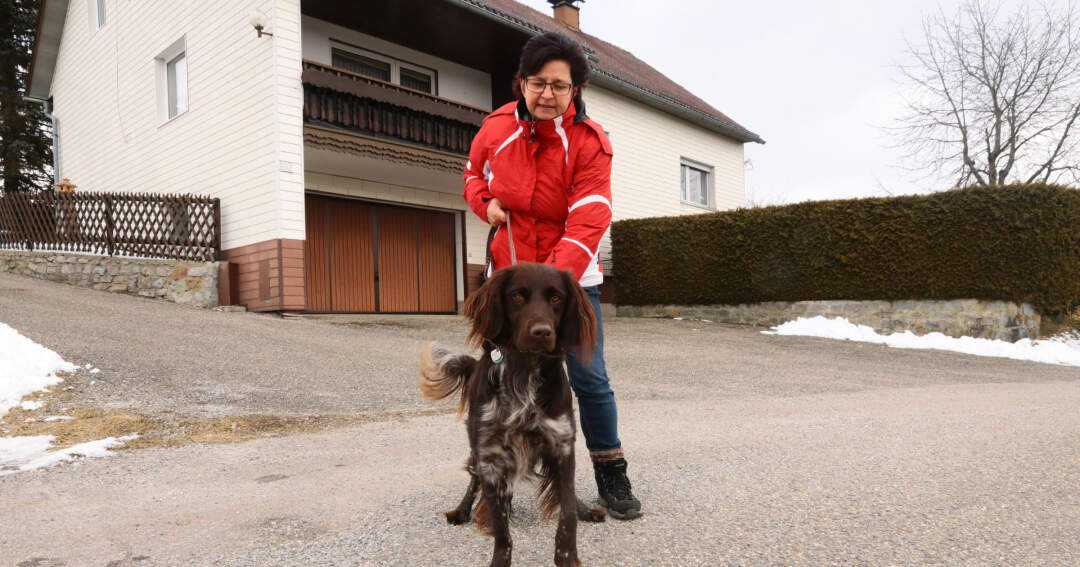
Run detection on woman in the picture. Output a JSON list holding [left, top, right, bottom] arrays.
[[463, 31, 642, 520]]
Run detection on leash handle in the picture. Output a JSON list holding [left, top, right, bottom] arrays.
[[481, 208, 517, 282]]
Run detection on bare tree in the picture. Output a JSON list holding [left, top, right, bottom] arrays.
[[894, 0, 1080, 188]]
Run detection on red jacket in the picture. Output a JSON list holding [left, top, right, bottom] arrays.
[[464, 99, 613, 286]]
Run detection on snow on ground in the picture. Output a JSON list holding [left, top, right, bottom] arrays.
[[0, 322, 76, 416], [0, 435, 138, 476], [764, 316, 1080, 367], [1, 322, 132, 475]]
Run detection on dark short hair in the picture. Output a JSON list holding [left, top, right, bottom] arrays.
[[512, 32, 590, 101]]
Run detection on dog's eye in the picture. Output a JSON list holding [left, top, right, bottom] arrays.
[[511, 291, 526, 303], [549, 295, 562, 304]]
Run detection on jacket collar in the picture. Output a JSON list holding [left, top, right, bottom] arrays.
[[514, 98, 588, 126], [513, 99, 587, 141]]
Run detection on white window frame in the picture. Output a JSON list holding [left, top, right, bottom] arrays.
[[680, 158, 715, 210], [88, 0, 106, 30], [155, 37, 189, 124], [329, 41, 438, 95]]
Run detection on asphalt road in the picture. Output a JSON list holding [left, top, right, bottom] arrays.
[[1, 272, 1078, 566]]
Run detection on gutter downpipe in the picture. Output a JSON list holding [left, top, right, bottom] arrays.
[[23, 95, 61, 191]]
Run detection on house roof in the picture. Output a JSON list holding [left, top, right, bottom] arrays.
[[26, 0, 763, 143], [451, 0, 764, 144], [26, 0, 69, 101]]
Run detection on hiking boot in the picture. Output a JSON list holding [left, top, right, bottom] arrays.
[[593, 458, 642, 520]]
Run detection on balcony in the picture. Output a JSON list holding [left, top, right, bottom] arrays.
[[302, 60, 488, 156]]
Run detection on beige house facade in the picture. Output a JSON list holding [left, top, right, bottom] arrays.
[[27, 0, 762, 313]]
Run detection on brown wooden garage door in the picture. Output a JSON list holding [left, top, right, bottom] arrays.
[[304, 195, 457, 313]]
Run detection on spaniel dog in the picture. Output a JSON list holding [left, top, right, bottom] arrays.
[[420, 262, 607, 567]]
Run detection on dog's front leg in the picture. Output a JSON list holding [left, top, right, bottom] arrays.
[[552, 452, 580, 567], [446, 469, 480, 525], [481, 475, 513, 567]]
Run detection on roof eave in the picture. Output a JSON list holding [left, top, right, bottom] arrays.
[[449, 0, 764, 145], [590, 71, 764, 144], [27, 0, 70, 100]]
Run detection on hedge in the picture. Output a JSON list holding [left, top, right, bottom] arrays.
[[610, 184, 1080, 315]]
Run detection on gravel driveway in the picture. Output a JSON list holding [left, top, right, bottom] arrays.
[[1, 272, 1078, 566]]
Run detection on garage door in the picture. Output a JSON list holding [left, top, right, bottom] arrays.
[[304, 195, 457, 313]]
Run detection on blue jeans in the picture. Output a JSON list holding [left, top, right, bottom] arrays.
[[565, 285, 621, 452]]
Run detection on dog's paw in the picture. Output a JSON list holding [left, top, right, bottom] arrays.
[[576, 499, 606, 522], [444, 509, 471, 525], [553, 551, 581, 567], [583, 506, 606, 522]]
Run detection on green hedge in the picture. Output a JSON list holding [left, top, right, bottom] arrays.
[[610, 184, 1080, 315]]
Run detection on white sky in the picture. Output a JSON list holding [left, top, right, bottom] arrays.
[[517, 0, 969, 205]]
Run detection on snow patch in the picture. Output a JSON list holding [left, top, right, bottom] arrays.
[[0, 322, 76, 417], [0, 435, 138, 475], [764, 316, 1080, 367]]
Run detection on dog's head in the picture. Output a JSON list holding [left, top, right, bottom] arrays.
[[464, 263, 596, 359]]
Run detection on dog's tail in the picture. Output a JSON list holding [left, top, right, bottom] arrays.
[[419, 342, 476, 417]]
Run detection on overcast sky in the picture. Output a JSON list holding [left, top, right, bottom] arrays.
[[518, 0, 972, 205]]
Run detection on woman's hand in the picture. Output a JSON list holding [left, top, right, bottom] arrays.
[[486, 198, 508, 226]]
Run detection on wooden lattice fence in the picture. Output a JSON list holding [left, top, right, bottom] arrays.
[[0, 192, 220, 261]]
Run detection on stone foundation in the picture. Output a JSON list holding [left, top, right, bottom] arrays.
[[0, 250, 220, 308], [618, 299, 1041, 342]]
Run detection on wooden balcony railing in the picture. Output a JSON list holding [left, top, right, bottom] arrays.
[[302, 60, 487, 155]]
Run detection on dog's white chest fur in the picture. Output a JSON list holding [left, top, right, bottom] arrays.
[[475, 368, 575, 485]]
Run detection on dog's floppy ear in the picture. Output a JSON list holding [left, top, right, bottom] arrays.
[[464, 266, 511, 348], [558, 270, 597, 361]]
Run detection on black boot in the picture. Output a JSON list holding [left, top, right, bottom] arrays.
[[593, 458, 642, 520]]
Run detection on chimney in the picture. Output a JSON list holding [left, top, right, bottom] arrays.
[[548, 0, 583, 31]]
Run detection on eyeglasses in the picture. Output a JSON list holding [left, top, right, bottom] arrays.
[[524, 78, 573, 96]]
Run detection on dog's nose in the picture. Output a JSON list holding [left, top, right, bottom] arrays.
[[530, 322, 553, 340]]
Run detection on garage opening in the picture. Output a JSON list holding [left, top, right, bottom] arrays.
[[304, 194, 457, 313]]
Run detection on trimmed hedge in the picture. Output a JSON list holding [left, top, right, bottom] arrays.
[[610, 184, 1080, 315]]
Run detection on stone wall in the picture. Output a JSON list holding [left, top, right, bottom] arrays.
[[0, 250, 220, 308], [618, 299, 1041, 342]]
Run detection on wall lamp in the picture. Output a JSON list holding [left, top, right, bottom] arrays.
[[249, 9, 273, 38]]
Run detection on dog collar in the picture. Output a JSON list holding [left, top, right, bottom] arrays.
[[490, 347, 504, 364]]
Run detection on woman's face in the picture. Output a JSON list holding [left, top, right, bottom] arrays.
[[520, 59, 576, 121]]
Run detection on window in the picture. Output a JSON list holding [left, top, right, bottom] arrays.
[[680, 159, 714, 209], [332, 50, 391, 82], [399, 67, 433, 93], [155, 37, 188, 123], [330, 43, 438, 95], [167, 53, 188, 118], [88, 0, 106, 29]]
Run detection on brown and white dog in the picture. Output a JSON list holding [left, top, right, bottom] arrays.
[[420, 263, 607, 567]]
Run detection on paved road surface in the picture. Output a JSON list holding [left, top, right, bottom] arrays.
[[1, 272, 1078, 565]]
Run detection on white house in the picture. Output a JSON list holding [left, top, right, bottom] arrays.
[[26, 0, 763, 313]]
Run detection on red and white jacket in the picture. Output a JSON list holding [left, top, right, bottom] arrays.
[[463, 99, 613, 287]]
